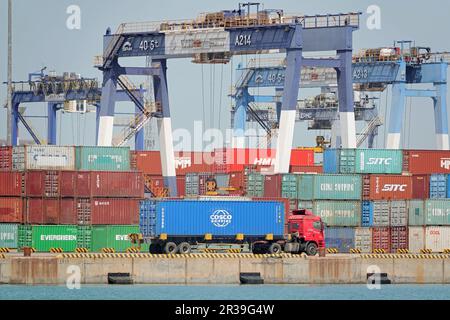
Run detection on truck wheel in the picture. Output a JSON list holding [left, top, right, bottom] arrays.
[[149, 243, 161, 254], [178, 242, 191, 254], [268, 243, 282, 254], [305, 242, 318, 256], [163, 242, 178, 254]]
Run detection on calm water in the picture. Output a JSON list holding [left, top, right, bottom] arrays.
[[0, 284, 449, 300]]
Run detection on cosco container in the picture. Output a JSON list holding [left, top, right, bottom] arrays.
[[91, 225, 139, 252], [408, 226, 450, 252], [0, 197, 23, 223], [0, 146, 12, 170], [408, 200, 425, 226], [13, 146, 75, 171], [403, 150, 450, 174], [31, 225, 78, 252], [0, 223, 19, 248], [150, 200, 284, 237], [429, 174, 447, 198], [323, 149, 403, 174], [324, 227, 355, 253], [424, 199, 450, 225], [354, 227, 372, 253], [313, 201, 361, 227], [75, 146, 130, 171], [362, 175, 413, 200], [311, 174, 362, 200], [0, 171, 23, 196]]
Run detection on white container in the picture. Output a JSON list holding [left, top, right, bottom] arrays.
[[372, 201, 390, 226], [354, 227, 372, 253], [390, 200, 408, 227], [408, 226, 425, 253], [425, 226, 450, 252], [13, 146, 75, 171]]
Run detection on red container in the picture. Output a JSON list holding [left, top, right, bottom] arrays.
[[0, 146, 12, 170], [90, 171, 144, 198], [131, 151, 162, 175], [228, 171, 245, 190], [60, 171, 92, 197], [0, 172, 23, 196], [403, 150, 450, 174], [25, 198, 60, 224], [263, 174, 282, 198], [90, 198, 139, 225], [176, 176, 186, 197], [372, 227, 391, 253], [411, 175, 430, 199], [60, 198, 77, 224], [0, 197, 23, 223], [390, 226, 408, 253], [363, 175, 413, 200], [25, 171, 60, 197], [290, 165, 323, 174]]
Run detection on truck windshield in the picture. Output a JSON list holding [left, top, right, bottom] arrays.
[[289, 223, 299, 233], [313, 221, 322, 230]]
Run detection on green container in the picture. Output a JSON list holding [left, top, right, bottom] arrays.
[[91, 225, 139, 252], [339, 149, 356, 173], [18, 225, 32, 249], [246, 173, 264, 197], [313, 174, 362, 200], [32, 225, 78, 252], [281, 174, 298, 199], [298, 201, 313, 211], [313, 201, 361, 227], [354, 149, 403, 174], [425, 200, 450, 225], [77, 226, 92, 250], [0, 224, 19, 248], [75, 146, 130, 171], [297, 175, 315, 200], [408, 200, 425, 226]]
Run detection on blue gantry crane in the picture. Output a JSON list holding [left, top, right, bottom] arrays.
[[6, 68, 148, 148], [95, 3, 361, 195], [230, 59, 381, 148]]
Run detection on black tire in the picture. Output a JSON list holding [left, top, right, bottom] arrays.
[[163, 242, 178, 254], [305, 242, 318, 256], [178, 242, 191, 254], [268, 243, 282, 254]]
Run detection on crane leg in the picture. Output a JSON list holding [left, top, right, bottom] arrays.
[[11, 103, 19, 146], [47, 103, 58, 145], [154, 59, 177, 196], [386, 82, 406, 149], [434, 82, 449, 150], [273, 32, 302, 174], [97, 69, 117, 146], [232, 96, 247, 148], [337, 49, 356, 149]]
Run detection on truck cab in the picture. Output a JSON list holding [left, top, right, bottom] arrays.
[[285, 209, 326, 255]]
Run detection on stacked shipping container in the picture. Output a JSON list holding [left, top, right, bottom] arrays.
[[0, 146, 144, 252]]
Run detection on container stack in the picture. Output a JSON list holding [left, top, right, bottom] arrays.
[[0, 145, 144, 252]]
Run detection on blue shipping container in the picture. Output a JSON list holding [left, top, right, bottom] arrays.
[[139, 200, 157, 237], [361, 201, 373, 227], [447, 175, 450, 198], [324, 227, 355, 253], [323, 149, 339, 174], [144, 200, 285, 237], [430, 174, 447, 198]]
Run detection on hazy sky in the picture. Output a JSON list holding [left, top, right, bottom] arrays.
[[0, 0, 449, 150]]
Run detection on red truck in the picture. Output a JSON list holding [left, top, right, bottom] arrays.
[[251, 209, 326, 256]]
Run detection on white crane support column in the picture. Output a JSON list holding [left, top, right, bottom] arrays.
[[153, 59, 177, 196], [274, 25, 302, 174], [337, 49, 356, 149]]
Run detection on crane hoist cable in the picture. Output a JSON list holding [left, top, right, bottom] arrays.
[[383, 87, 389, 147]]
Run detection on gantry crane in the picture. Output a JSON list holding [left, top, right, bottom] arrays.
[[95, 3, 361, 195]]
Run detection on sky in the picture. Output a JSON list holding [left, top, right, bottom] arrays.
[[0, 0, 449, 150]]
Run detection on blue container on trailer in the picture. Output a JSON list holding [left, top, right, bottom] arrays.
[[447, 175, 450, 198], [323, 149, 339, 174], [324, 227, 355, 253], [361, 201, 373, 227], [151, 200, 285, 237], [139, 200, 157, 237], [430, 174, 447, 198]]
